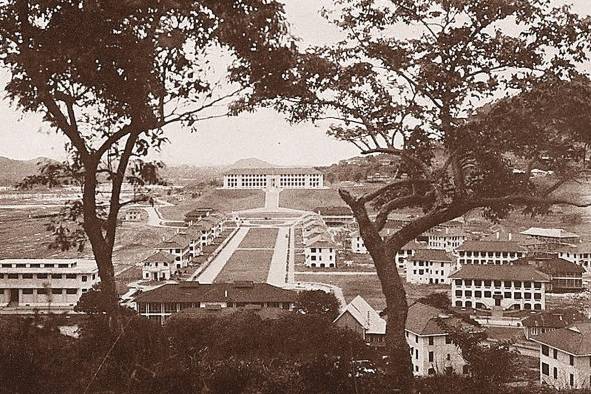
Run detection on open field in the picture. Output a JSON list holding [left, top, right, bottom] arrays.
[[238, 228, 278, 249], [294, 273, 448, 310], [159, 188, 264, 220], [279, 189, 348, 211], [214, 249, 275, 283]]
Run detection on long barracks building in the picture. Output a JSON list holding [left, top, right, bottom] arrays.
[[223, 168, 323, 189]]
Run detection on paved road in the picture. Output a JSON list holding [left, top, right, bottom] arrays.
[[266, 227, 290, 286], [293, 271, 377, 275], [194, 227, 249, 284], [264, 188, 281, 210]]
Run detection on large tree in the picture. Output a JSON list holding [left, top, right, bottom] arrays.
[[0, 0, 293, 315], [276, 0, 591, 389]]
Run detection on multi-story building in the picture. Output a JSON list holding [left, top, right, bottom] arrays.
[[426, 228, 467, 252], [184, 207, 215, 225], [350, 230, 367, 254], [313, 206, 354, 226], [521, 308, 586, 340], [406, 249, 455, 285], [405, 302, 475, 376], [142, 251, 177, 281], [455, 240, 528, 265], [520, 227, 580, 247], [333, 295, 386, 348], [558, 243, 591, 273], [223, 168, 323, 189], [0, 258, 99, 311], [513, 255, 585, 293], [305, 234, 337, 268], [531, 322, 591, 390], [134, 281, 296, 324], [395, 241, 430, 270], [155, 233, 192, 269], [450, 265, 550, 311]]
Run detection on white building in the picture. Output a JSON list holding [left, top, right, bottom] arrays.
[[558, 243, 591, 273], [155, 233, 192, 269], [455, 240, 528, 265], [305, 234, 337, 268], [532, 322, 591, 390], [450, 265, 550, 311], [406, 249, 455, 285], [350, 230, 367, 254], [520, 227, 580, 246], [142, 251, 177, 281], [0, 258, 99, 311], [223, 168, 323, 189], [405, 302, 474, 376], [426, 228, 467, 252], [395, 241, 431, 270]]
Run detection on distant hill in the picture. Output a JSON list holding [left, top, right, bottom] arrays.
[[228, 158, 277, 169], [0, 156, 56, 186]]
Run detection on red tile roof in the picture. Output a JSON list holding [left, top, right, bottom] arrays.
[[134, 282, 297, 304], [449, 265, 550, 282], [531, 322, 591, 356]]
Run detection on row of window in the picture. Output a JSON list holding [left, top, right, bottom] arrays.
[[308, 248, 334, 253], [0, 263, 76, 268], [541, 362, 586, 387], [0, 273, 92, 280], [412, 261, 447, 267], [457, 251, 523, 258], [309, 255, 334, 261], [455, 290, 542, 300], [454, 279, 542, 289], [0, 288, 79, 295], [454, 300, 542, 310]]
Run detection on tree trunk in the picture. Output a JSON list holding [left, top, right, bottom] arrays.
[[341, 191, 414, 390]]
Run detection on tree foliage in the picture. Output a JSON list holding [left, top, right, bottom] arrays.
[[295, 289, 341, 320], [0, 0, 295, 312], [273, 0, 591, 389]]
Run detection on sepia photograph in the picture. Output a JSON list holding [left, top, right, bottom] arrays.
[[0, 0, 590, 393]]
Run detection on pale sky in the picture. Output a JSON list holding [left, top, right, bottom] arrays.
[[0, 0, 589, 167]]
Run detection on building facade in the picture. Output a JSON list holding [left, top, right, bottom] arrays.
[[455, 240, 528, 265], [559, 243, 591, 273], [223, 168, 323, 189], [142, 251, 177, 281], [333, 295, 386, 348], [513, 255, 585, 293], [532, 322, 591, 390], [305, 235, 337, 268], [406, 249, 455, 285], [134, 281, 296, 324], [426, 228, 467, 252], [450, 265, 549, 311], [0, 259, 99, 311]]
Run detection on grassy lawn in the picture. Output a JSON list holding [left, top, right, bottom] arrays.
[[238, 228, 278, 249], [294, 273, 449, 310], [159, 188, 265, 220], [279, 189, 347, 211], [215, 249, 274, 283]]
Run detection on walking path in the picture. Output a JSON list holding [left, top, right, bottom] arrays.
[[266, 227, 290, 286], [264, 187, 281, 210], [193, 227, 249, 283], [294, 271, 377, 275]]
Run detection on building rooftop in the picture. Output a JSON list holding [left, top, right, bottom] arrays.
[[449, 264, 550, 282], [408, 249, 454, 263], [142, 251, 177, 264], [531, 322, 591, 356], [521, 308, 586, 329], [171, 306, 289, 321], [558, 242, 591, 253], [427, 227, 467, 237], [456, 240, 528, 253], [134, 281, 297, 304], [224, 167, 322, 175], [520, 227, 579, 240], [513, 255, 585, 275], [155, 233, 191, 250], [334, 295, 386, 335], [405, 302, 473, 336], [0, 258, 98, 273], [305, 234, 337, 249]]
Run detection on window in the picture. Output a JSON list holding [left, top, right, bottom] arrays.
[[514, 292, 522, 300], [553, 367, 557, 379], [542, 345, 549, 356], [553, 349, 558, 359], [22, 289, 34, 294], [37, 288, 48, 295], [65, 274, 76, 279], [7, 274, 18, 279], [81, 276, 88, 282], [504, 292, 511, 299], [52, 288, 63, 294], [570, 373, 574, 386], [22, 273, 33, 279], [37, 273, 48, 279], [484, 291, 491, 298], [445, 336, 452, 344], [66, 289, 78, 295], [475, 291, 482, 298], [541, 362, 549, 376], [51, 274, 63, 279], [428, 337, 434, 346], [455, 290, 462, 297], [570, 355, 574, 366], [428, 351, 434, 362], [415, 349, 418, 359]]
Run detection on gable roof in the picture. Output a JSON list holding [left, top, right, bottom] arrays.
[[558, 242, 591, 254], [449, 264, 550, 282], [334, 295, 386, 335], [142, 251, 177, 264], [134, 282, 297, 304], [456, 240, 528, 253], [520, 227, 579, 239], [531, 322, 591, 356], [155, 233, 191, 249], [408, 249, 454, 263], [405, 302, 477, 336], [513, 255, 585, 275], [522, 308, 586, 329], [305, 234, 337, 248]]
